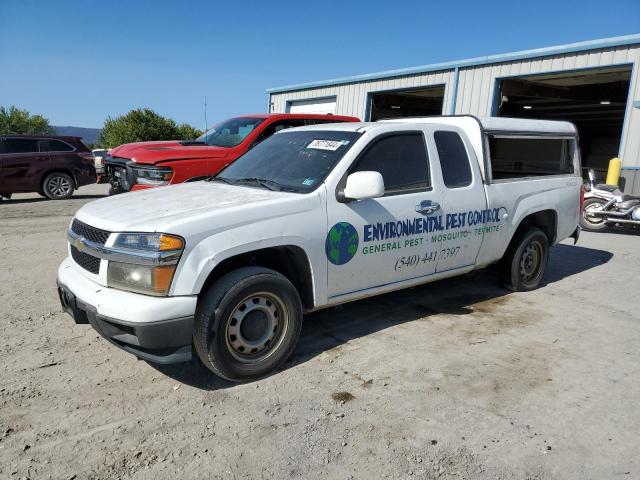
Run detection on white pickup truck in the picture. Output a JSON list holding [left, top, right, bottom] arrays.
[[58, 116, 581, 381]]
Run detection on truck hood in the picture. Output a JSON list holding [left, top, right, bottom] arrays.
[[75, 181, 314, 234], [109, 140, 229, 165]]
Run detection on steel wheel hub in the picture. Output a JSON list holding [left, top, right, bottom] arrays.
[[226, 293, 287, 362], [48, 176, 71, 197], [520, 241, 542, 282]]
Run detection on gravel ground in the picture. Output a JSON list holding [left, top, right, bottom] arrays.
[[1, 184, 639, 480]]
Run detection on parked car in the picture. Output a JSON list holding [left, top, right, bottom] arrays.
[[92, 149, 108, 179], [0, 135, 96, 200], [104, 113, 359, 194], [58, 116, 581, 382]]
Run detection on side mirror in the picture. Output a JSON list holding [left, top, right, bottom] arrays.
[[588, 169, 596, 184], [342, 171, 384, 201]]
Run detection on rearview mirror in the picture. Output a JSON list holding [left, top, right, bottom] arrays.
[[342, 171, 385, 201], [588, 169, 596, 183]]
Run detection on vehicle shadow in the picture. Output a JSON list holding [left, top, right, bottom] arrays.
[[152, 243, 613, 390], [1, 194, 106, 205]]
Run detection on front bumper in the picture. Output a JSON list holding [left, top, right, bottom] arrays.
[[57, 257, 197, 364], [105, 157, 135, 192]]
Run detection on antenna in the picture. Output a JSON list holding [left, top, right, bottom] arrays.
[[204, 96, 208, 132]]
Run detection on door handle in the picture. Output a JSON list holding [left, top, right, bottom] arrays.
[[415, 200, 440, 215]]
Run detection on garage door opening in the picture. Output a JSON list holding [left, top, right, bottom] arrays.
[[368, 86, 445, 121], [287, 97, 337, 115], [495, 66, 632, 179]]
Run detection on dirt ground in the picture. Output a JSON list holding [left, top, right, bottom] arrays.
[[1, 184, 639, 480]]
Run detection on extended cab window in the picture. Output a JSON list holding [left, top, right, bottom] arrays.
[[434, 131, 472, 188], [214, 130, 361, 193], [3, 138, 39, 154], [40, 139, 74, 152], [351, 133, 430, 195], [489, 136, 574, 180]]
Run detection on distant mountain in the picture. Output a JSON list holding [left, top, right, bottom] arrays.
[[54, 126, 102, 145]]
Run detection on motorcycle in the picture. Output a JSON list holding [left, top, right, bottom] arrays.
[[580, 169, 640, 232]]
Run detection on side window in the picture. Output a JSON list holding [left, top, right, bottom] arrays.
[[39, 139, 74, 152], [3, 138, 39, 154], [434, 131, 472, 188], [488, 137, 574, 179], [351, 133, 430, 194]]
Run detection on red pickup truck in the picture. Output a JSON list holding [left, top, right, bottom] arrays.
[[105, 113, 359, 193]]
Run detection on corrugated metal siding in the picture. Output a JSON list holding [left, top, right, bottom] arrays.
[[270, 70, 454, 120], [270, 45, 640, 171]]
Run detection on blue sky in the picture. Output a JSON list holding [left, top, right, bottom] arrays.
[[1, 0, 638, 128]]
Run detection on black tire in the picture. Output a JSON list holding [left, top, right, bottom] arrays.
[[499, 228, 549, 292], [42, 172, 74, 200], [193, 267, 303, 382], [579, 197, 608, 232], [108, 186, 124, 196]]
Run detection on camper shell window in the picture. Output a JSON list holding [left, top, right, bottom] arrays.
[[488, 136, 574, 180]]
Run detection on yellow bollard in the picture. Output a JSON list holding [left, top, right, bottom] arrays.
[[606, 157, 621, 186]]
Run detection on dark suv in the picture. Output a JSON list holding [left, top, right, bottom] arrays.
[[0, 135, 96, 200]]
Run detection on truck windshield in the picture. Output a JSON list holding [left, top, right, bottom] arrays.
[[196, 117, 265, 148], [213, 130, 362, 193]]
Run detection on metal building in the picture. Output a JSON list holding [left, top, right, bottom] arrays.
[[267, 34, 640, 193]]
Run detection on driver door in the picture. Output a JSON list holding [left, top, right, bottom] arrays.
[[326, 129, 444, 300]]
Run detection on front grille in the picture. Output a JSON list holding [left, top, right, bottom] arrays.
[[71, 219, 110, 245], [70, 245, 101, 274]]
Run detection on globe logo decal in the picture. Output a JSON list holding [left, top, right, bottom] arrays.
[[325, 222, 359, 265]]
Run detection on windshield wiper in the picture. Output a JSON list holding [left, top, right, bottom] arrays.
[[208, 176, 236, 184], [232, 177, 282, 191], [209, 176, 299, 192], [179, 140, 207, 146], [233, 177, 301, 192]]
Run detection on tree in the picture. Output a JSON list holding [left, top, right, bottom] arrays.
[[176, 123, 203, 141], [97, 108, 202, 148], [0, 106, 55, 135]]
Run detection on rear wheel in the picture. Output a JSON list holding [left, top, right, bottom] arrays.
[[193, 267, 303, 382], [499, 228, 549, 292], [579, 197, 608, 232], [42, 172, 74, 200]]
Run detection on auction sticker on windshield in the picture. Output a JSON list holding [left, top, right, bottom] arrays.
[[307, 139, 347, 151]]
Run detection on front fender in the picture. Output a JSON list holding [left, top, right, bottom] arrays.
[[169, 213, 327, 304]]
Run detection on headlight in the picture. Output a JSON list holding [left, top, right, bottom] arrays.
[[107, 233, 184, 296], [133, 166, 173, 185], [113, 232, 184, 251]]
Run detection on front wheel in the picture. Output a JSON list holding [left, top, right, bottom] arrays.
[[193, 267, 303, 382], [42, 172, 74, 200], [580, 197, 608, 232], [499, 228, 549, 292]]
